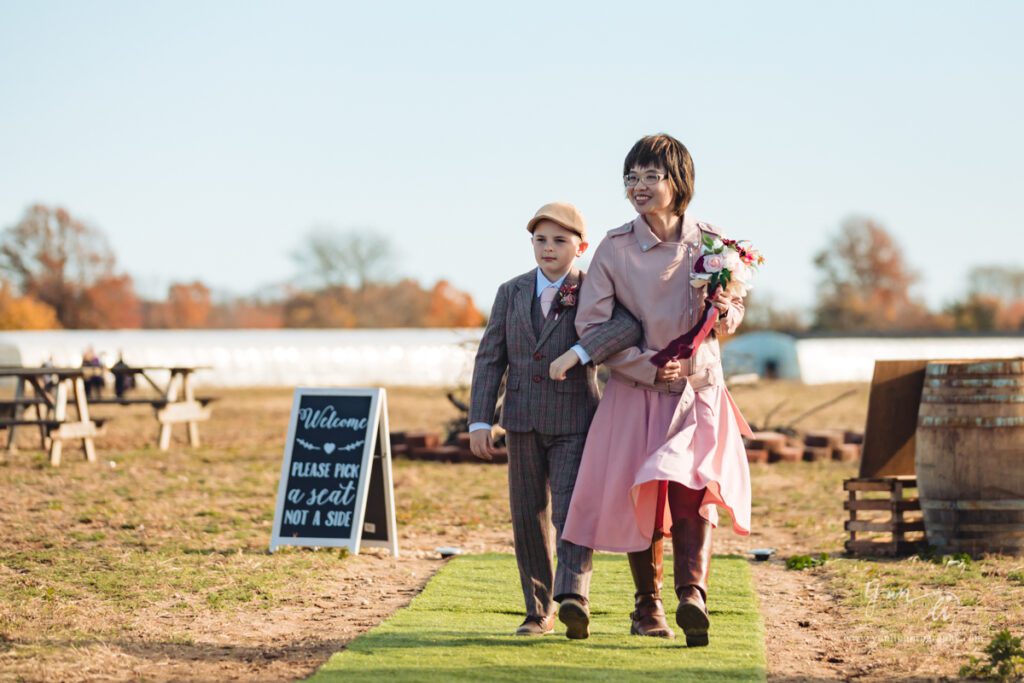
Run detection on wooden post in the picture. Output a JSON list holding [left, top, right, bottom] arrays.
[[182, 371, 200, 447], [848, 488, 858, 545], [892, 480, 905, 553], [157, 371, 182, 451], [5, 376, 25, 453], [49, 380, 68, 467], [73, 377, 96, 463]]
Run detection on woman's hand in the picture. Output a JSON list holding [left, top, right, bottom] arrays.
[[656, 359, 683, 383], [708, 290, 731, 317], [549, 349, 580, 380]]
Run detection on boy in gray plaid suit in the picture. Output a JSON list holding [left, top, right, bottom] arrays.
[[469, 202, 642, 639]]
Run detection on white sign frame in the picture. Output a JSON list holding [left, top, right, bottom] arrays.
[[269, 387, 398, 556]]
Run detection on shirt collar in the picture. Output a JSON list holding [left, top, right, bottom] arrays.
[[535, 268, 568, 297], [633, 213, 701, 252]]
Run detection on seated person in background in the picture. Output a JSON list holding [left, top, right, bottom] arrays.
[[81, 347, 106, 400], [111, 354, 136, 399], [41, 355, 58, 393]]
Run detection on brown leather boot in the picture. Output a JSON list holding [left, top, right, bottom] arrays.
[[627, 531, 675, 638], [672, 517, 713, 647]]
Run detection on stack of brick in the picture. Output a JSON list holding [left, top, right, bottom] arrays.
[[803, 430, 863, 462], [742, 431, 802, 463]]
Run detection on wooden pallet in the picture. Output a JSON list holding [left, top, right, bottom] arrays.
[[844, 476, 926, 556]]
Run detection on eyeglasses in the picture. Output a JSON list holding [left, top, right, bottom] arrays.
[[623, 172, 667, 188]]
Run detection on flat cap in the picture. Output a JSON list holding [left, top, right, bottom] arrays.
[[526, 202, 586, 240]]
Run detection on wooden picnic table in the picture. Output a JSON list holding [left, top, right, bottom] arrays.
[[95, 365, 214, 450], [0, 366, 104, 466]]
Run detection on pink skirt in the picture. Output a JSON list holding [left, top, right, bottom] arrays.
[[562, 376, 754, 553]]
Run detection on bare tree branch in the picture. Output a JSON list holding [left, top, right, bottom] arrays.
[[291, 228, 396, 290]]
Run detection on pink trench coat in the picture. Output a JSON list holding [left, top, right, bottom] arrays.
[[562, 214, 754, 553]]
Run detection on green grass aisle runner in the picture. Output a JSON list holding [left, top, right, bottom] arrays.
[[310, 553, 764, 682]]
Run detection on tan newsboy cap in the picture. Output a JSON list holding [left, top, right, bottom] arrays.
[[526, 202, 586, 241]]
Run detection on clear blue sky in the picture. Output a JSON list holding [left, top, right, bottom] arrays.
[[1, 1, 1021, 314]]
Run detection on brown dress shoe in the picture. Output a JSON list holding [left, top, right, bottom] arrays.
[[515, 613, 555, 636], [558, 596, 590, 640], [672, 517, 713, 647], [676, 586, 710, 647], [627, 532, 675, 638]]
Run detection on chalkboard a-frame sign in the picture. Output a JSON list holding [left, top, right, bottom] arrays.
[[269, 388, 398, 556]]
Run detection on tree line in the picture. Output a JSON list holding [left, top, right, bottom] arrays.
[[2, 205, 1019, 333], [741, 216, 1023, 334], [0, 204, 483, 330]]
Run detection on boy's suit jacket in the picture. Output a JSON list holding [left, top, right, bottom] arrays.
[[470, 267, 642, 435]]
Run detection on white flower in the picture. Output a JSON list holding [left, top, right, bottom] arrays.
[[723, 249, 742, 271], [731, 262, 752, 284], [710, 238, 724, 251]]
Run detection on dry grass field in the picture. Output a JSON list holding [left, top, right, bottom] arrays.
[[1, 382, 1022, 681]]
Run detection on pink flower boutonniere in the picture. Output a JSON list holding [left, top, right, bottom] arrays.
[[551, 281, 579, 318]]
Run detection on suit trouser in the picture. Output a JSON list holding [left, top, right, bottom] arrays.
[[507, 430, 593, 617]]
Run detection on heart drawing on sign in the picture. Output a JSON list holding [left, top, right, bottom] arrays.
[[323, 442, 336, 454]]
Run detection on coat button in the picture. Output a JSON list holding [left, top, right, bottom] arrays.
[[532, 375, 542, 383], [533, 352, 543, 361]]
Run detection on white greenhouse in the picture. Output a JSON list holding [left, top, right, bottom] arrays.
[[721, 331, 1024, 384], [0, 329, 485, 388], [0, 328, 1020, 388]]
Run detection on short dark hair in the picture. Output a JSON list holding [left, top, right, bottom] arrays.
[[623, 134, 695, 216]]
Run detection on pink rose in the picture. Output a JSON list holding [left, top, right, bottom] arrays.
[[701, 254, 725, 273]]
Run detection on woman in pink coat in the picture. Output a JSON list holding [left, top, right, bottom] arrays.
[[551, 133, 753, 647]]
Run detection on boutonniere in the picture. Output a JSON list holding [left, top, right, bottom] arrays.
[[551, 281, 579, 318]]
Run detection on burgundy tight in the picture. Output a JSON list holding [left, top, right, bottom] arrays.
[[654, 481, 706, 532], [667, 483, 705, 522]]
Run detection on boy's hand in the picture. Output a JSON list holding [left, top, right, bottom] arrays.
[[656, 359, 683, 383], [469, 429, 496, 461], [549, 349, 580, 380]]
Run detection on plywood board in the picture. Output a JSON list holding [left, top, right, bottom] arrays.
[[859, 360, 929, 477]]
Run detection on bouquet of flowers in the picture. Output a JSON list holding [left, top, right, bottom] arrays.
[[651, 235, 765, 367]]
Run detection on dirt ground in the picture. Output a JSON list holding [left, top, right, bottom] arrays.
[[1, 382, 1021, 681]]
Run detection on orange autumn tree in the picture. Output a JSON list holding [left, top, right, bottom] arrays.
[[0, 204, 141, 328], [81, 275, 142, 328], [279, 279, 484, 328], [284, 229, 484, 327], [208, 297, 284, 328], [281, 288, 359, 328], [946, 265, 1024, 331], [812, 216, 937, 331], [0, 280, 60, 329], [425, 280, 485, 327], [167, 281, 212, 328], [143, 281, 214, 328]]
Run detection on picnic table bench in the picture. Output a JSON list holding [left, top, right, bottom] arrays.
[[94, 365, 215, 450], [0, 367, 105, 466]]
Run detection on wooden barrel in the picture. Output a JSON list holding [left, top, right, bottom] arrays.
[[915, 358, 1024, 555]]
